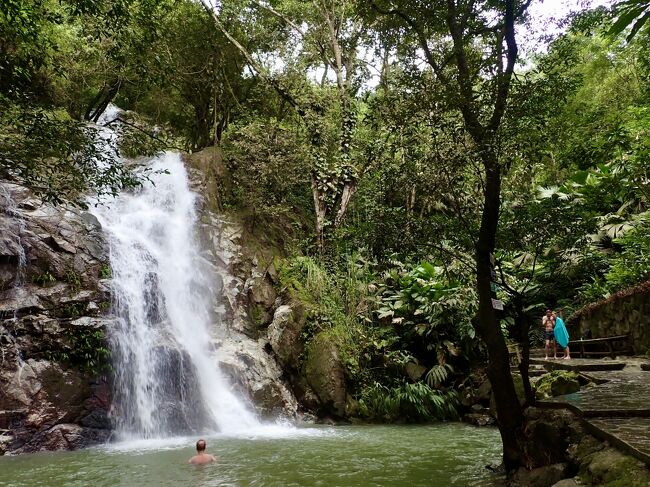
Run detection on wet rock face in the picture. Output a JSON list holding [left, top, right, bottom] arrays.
[[0, 182, 114, 454], [0, 360, 112, 454], [183, 150, 298, 419], [218, 338, 298, 419], [190, 211, 298, 419], [141, 347, 213, 434]]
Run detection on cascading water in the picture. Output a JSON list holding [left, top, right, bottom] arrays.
[[91, 117, 260, 439], [0, 185, 27, 368]]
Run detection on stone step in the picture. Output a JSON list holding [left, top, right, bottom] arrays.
[[530, 358, 627, 372], [586, 418, 650, 466]]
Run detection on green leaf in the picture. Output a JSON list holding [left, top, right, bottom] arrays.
[[628, 10, 650, 40], [609, 2, 650, 39]]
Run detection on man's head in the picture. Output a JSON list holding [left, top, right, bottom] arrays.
[[196, 439, 207, 452], [546, 309, 552, 317]]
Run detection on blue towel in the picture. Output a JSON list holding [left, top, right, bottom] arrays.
[[554, 316, 570, 348]]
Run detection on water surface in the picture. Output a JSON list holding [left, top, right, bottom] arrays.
[[0, 424, 502, 487]]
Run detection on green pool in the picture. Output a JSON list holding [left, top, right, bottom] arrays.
[[0, 424, 503, 486]]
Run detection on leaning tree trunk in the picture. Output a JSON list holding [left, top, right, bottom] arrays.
[[474, 156, 526, 471], [85, 79, 121, 123]]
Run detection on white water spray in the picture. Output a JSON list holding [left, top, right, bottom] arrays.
[[92, 150, 260, 439]]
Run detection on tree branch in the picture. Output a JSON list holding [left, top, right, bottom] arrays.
[[446, 0, 484, 141], [251, 0, 305, 36], [104, 117, 186, 152], [370, 1, 445, 79], [487, 0, 523, 135], [199, 0, 305, 115]]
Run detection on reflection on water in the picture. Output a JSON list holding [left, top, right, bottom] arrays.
[[0, 424, 503, 487]]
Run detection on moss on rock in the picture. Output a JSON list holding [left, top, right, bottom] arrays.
[[535, 370, 580, 399], [304, 330, 348, 417], [580, 447, 650, 487]]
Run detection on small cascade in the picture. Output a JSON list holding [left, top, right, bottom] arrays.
[[90, 114, 260, 439], [0, 186, 27, 289], [0, 185, 27, 368]]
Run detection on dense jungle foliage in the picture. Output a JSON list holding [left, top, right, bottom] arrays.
[[1, 0, 649, 466]]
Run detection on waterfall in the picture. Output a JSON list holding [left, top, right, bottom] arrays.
[[91, 150, 260, 440]]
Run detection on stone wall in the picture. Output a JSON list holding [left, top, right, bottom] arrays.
[[568, 280, 650, 354]]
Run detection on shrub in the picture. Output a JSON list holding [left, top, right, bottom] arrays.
[[358, 381, 459, 422]]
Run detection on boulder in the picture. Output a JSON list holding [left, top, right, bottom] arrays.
[[535, 371, 580, 399], [550, 480, 579, 487], [566, 431, 650, 485], [217, 338, 298, 419], [304, 334, 347, 417], [523, 408, 584, 468], [463, 412, 495, 426], [404, 362, 427, 381], [267, 304, 305, 368], [510, 463, 570, 487], [584, 448, 648, 485]]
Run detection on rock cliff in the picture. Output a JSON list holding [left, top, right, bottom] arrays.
[[184, 147, 343, 421], [0, 181, 113, 454], [184, 147, 298, 419]]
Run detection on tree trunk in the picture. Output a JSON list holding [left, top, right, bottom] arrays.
[[193, 102, 213, 150], [311, 173, 327, 256], [85, 79, 121, 122], [334, 182, 356, 227], [515, 296, 535, 407], [474, 155, 525, 471]]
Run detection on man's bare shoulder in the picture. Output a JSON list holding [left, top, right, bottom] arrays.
[[188, 454, 217, 465]]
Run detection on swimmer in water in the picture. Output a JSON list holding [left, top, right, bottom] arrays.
[[188, 439, 217, 465]]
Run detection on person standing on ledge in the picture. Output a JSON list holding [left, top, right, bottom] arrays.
[[554, 309, 571, 360], [542, 309, 557, 360], [188, 439, 217, 465]]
